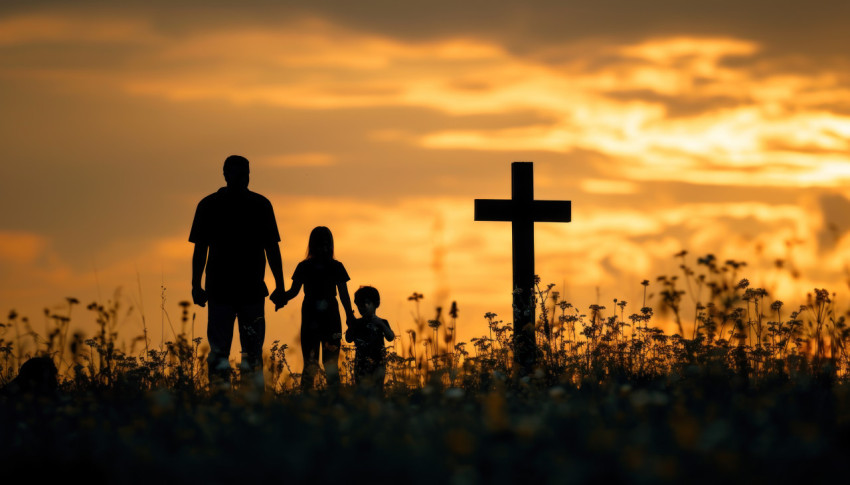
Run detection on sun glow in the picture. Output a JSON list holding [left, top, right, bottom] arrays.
[[3, 8, 850, 372]]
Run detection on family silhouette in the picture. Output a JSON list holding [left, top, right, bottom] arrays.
[[190, 156, 393, 392]]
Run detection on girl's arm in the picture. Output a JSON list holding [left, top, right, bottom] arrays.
[[284, 280, 302, 301], [338, 281, 356, 323]]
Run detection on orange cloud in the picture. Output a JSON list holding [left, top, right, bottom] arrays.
[[0, 231, 48, 264], [0, 231, 77, 305], [256, 153, 337, 167], [5, 14, 849, 191], [579, 179, 639, 195], [0, 14, 158, 45]]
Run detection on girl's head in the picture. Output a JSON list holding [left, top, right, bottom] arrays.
[[307, 226, 334, 260]]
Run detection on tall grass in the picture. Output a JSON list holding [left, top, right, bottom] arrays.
[[2, 252, 849, 393], [4, 252, 850, 483]]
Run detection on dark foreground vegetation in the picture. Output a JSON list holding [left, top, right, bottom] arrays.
[[3, 254, 850, 483]]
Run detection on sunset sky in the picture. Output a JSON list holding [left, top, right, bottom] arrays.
[[2, 1, 850, 368]]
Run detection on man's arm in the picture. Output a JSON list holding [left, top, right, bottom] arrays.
[[192, 243, 209, 307], [266, 242, 285, 289], [266, 242, 286, 309]]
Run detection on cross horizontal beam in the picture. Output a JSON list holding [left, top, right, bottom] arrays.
[[473, 161, 572, 375], [474, 199, 572, 223]]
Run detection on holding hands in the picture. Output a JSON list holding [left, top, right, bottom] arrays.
[[270, 287, 289, 311]]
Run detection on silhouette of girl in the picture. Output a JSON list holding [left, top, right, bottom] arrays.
[[283, 226, 355, 391]]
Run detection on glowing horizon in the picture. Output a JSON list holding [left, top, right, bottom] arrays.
[[2, 3, 850, 371]]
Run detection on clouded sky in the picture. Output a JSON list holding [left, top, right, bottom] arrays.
[[3, 1, 850, 368]]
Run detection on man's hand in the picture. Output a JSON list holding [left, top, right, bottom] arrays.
[[192, 286, 208, 307], [270, 287, 287, 311]]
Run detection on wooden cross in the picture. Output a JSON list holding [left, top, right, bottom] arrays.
[[474, 162, 572, 373]]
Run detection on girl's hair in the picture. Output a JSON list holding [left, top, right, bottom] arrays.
[[307, 226, 334, 260]]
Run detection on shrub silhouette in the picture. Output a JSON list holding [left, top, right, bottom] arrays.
[[3, 253, 850, 482]]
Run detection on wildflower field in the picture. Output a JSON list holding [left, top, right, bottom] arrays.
[[4, 254, 850, 483]]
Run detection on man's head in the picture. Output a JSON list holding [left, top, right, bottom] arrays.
[[354, 285, 380, 318], [223, 155, 250, 190]]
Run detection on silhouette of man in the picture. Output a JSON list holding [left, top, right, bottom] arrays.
[[190, 155, 285, 389]]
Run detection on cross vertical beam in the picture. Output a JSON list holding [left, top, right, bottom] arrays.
[[474, 161, 572, 374], [511, 163, 536, 372]]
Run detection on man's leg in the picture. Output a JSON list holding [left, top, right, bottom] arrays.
[[207, 301, 236, 389], [236, 300, 266, 390]]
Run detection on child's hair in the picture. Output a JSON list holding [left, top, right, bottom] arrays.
[[354, 286, 380, 307], [306, 226, 334, 260]]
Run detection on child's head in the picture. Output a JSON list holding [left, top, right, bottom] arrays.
[[307, 226, 334, 260], [354, 286, 380, 317]]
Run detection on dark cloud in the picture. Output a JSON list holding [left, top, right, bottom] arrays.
[[603, 90, 748, 118], [762, 141, 849, 157], [274, 1, 850, 62], [811, 101, 850, 117], [3, 0, 850, 62], [818, 193, 850, 252], [0, 45, 135, 70]]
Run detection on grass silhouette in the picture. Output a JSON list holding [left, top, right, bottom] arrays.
[[3, 252, 850, 482]]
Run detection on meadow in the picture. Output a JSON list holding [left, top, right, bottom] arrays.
[[3, 252, 850, 483]]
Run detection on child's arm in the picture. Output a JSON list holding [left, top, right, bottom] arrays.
[[283, 280, 302, 302], [281, 262, 304, 306], [275, 280, 300, 311], [337, 281, 356, 323], [376, 318, 395, 341]]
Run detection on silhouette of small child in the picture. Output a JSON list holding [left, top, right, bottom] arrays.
[[345, 286, 395, 391]]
